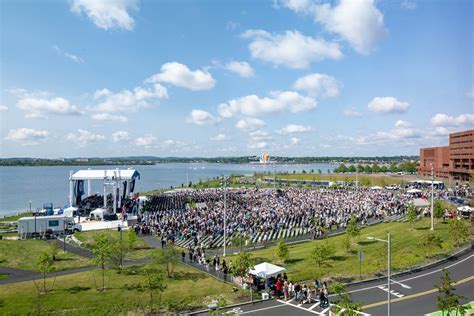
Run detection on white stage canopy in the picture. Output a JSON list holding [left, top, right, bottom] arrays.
[[407, 189, 422, 194], [71, 169, 140, 181], [249, 262, 286, 279], [370, 186, 383, 190]]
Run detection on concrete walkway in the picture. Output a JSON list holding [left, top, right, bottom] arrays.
[[47, 239, 95, 259]]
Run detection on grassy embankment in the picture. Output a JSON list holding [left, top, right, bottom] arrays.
[[0, 213, 32, 222], [227, 218, 472, 283], [74, 229, 155, 260], [0, 239, 93, 271], [271, 173, 417, 187], [0, 263, 246, 314]]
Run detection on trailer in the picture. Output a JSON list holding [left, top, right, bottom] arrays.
[[18, 215, 77, 238]]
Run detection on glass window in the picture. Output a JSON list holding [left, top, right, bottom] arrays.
[[49, 220, 59, 227]]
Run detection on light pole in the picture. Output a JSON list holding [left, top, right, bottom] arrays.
[[430, 163, 434, 231], [223, 176, 227, 257], [118, 225, 123, 269], [367, 233, 411, 316]]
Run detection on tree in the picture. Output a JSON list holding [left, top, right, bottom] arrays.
[[232, 251, 253, 285], [406, 203, 418, 229], [126, 229, 139, 251], [318, 169, 322, 174], [92, 233, 113, 291], [348, 165, 356, 173], [342, 234, 351, 253], [49, 242, 59, 261], [346, 215, 360, 241], [448, 219, 469, 247], [36, 250, 54, 292], [357, 165, 364, 173], [364, 165, 372, 174], [330, 282, 362, 315], [435, 269, 467, 316], [153, 247, 180, 278], [422, 233, 443, 257], [311, 243, 335, 267], [372, 163, 380, 173], [434, 200, 445, 222], [389, 163, 399, 173], [141, 266, 167, 313], [275, 239, 289, 263]]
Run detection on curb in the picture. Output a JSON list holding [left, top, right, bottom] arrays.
[[187, 298, 268, 315]]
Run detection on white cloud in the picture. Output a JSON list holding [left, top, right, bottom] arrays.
[[70, 0, 138, 30], [343, 107, 362, 117], [146, 62, 216, 91], [210, 133, 230, 141], [0, 105, 8, 112], [248, 141, 267, 149], [66, 129, 105, 147], [134, 134, 157, 148], [290, 137, 301, 145], [248, 130, 272, 142], [430, 113, 474, 127], [368, 97, 409, 114], [225, 61, 255, 78], [92, 113, 128, 122], [278, 0, 387, 55], [5, 128, 49, 145], [218, 91, 316, 118], [186, 109, 218, 125], [236, 118, 266, 131], [241, 29, 342, 69], [277, 124, 313, 134], [356, 121, 421, 145], [293, 73, 341, 97], [400, 1, 417, 10], [53, 45, 84, 63], [466, 86, 474, 99], [111, 131, 129, 142], [94, 83, 167, 113], [17, 95, 80, 117]]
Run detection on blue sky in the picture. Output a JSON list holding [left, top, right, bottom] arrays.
[[0, 0, 472, 158]]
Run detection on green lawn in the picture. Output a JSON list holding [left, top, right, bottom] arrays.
[[0, 263, 247, 314], [74, 229, 155, 260], [228, 218, 472, 282], [270, 173, 417, 187], [0, 239, 93, 272], [0, 213, 32, 222], [0, 274, 8, 280]]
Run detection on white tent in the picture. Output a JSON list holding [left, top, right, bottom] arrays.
[[412, 198, 429, 207], [71, 169, 140, 181], [249, 262, 286, 279], [370, 186, 383, 190], [407, 189, 422, 194]]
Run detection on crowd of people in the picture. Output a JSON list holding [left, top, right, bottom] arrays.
[[140, 187, 416, 246]]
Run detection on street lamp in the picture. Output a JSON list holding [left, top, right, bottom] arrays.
[[430, 163, 434, 231], [222, 175, 228, 257], [367, 233, 411, 316]]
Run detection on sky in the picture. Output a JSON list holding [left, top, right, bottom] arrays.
[[0, 0, 473, 158]]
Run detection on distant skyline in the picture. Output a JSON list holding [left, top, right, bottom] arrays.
[[1, 0, 473, 158]]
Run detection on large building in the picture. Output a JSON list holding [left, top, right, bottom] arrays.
[[419, 129, 473, 182]]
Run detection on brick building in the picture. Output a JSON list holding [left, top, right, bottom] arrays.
[[419, 129, 473, 182]]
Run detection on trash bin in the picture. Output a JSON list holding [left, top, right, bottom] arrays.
[[262, 292, 269, 300]]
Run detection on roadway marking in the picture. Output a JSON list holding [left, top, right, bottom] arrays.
[[339, 254, 473, 296], [377, 286, 404, 298], [238, 303, 287, 314], [309, 302, 320, 310], [362, 276, 474, 310]]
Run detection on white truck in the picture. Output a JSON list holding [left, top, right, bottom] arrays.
[[18, 215, 81, 238]]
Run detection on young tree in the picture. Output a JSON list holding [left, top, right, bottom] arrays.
[[49, 242, 59, 261], [346, 215, 361, 245], [311, 243, 335, 267], [232, 251, 253, 286], [422, 233, 443, 257], [357, 165, 364, 173], [153, 247, 180, 278], [348, 165, 356, 173], [406, 203, 418, 229], [92, 233, 113, 291], [435, 269, 467, 316], [330, 282, 362, 315], [126, 229, 139, 251], [342, 234, 351, 253], [448, 219, 469, 247], [141, 266, 167, 313], [433, 201, 445, 223], [275, 239, 289, 263], [36, 250, 54, 292]]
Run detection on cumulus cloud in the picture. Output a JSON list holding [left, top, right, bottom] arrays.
[[210, 133, 230, 141], [17, 95, 80, 118], [356, 120, 421, 145], [277, 124, 313, 134], [241, 29, 342, 69], [248, 141, 267, 149], [236, 118, 266, 131], [146, 62, 216, 91], [0, 105, 8, 112], [53, 45, 84, 63], [218, 91, 316, 118], [225, 61, 255, 78], [278, 0, 387, 55], [70, 0, 138, 30], [94, 83, 167, 113], [290, 137, 301, 145], [293, 73, 341, 97], [111, 131, 129, 142], [343, 107, 362, 117], [430, 113, 474, 127], [248, 130, 272, 142], [186, 109, 219, 125], [400, 1, 417, 10], [368, 97, 409, 114], [466, 86, 474, 99], [134, 134, 157, 148], [66, 129, 105, 147], [5, 128, 49, 145], [92, 113, 128, 122]]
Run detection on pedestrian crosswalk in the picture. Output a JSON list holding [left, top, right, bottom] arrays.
[[377, 285, 405, 298], [276, 299, 372, 315]]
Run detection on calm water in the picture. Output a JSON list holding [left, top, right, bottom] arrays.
[[0, 163, 334, 216]]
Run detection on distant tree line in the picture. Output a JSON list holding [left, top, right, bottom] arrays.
[[333, 162, 418, 174]]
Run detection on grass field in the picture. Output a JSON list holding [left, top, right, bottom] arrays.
[[228, 218, 472, 282], [0, 213, 32, 222], [0, 239, 93, 271], [271, 173, 417, 187], [74, 229, 155, 260], [0, 263, 247, 314]]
